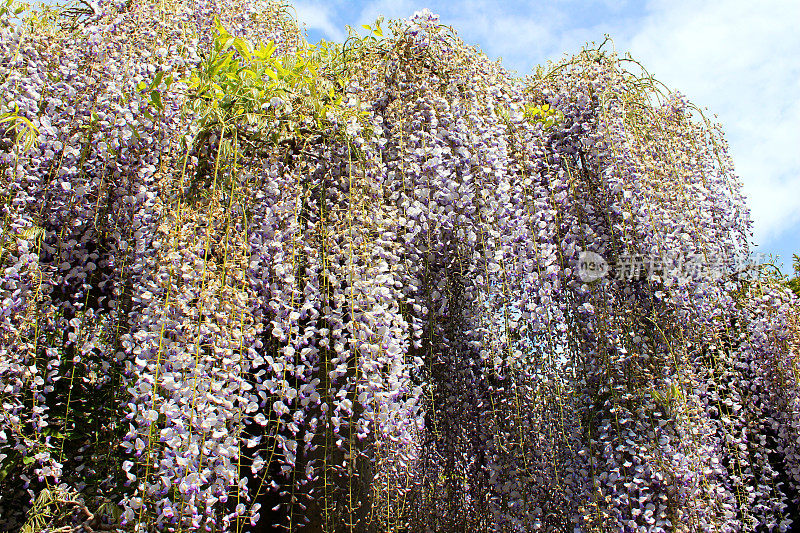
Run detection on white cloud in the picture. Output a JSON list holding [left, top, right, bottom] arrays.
[[357, 0, 416, 23], [355, 0, 566, 72], [615, 0, 800, 245], [293, 1, 346, 41]]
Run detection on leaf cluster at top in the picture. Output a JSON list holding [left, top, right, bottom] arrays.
[[180, 16, 362, 148]]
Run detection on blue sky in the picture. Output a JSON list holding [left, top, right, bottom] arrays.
[[292, 0, 800, 275]]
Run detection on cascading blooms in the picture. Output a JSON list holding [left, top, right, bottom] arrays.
[[1, 1, 798, 531]]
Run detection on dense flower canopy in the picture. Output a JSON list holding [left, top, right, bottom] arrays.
[[0, 1, 798, 532]]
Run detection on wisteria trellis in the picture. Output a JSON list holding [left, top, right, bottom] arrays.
[[0, 1, 798, 531]]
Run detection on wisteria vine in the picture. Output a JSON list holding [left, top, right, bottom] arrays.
[[0, 1, 798, 532]]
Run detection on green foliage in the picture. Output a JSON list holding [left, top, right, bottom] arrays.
[[0, 223, 42, 265], [171, 16, 380, 206], [0, 0, 24, 25], [523, 103, 563, 128], [359, 16, 386, 41], [0, 104, 39, 153], [497, 102, 563, 130], [19, 487, 120, 533], [183, 17, 357, 145], [650, 381, 684, 410], [789, 254, 800, 297]]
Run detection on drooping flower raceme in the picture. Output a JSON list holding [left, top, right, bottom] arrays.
[[0, 3, 798, 533]]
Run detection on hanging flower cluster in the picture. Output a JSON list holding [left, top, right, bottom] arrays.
[[1, 2, 798, 532]]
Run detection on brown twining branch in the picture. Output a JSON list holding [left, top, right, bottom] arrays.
[[48, 499, 118, 533]]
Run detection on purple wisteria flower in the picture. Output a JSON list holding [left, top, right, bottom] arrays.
[[0, 2, 797, 533]]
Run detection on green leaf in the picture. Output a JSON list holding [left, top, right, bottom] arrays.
[[670, 383, 683, 401], [254, 41, 276, 61], [186, 74, 201, 89], [232, 37, 252, 60], [218, 52, 234, 72], [213, 16, 230, 39], [274, 62, 290, 78], [220, 36, 234, 54], [149, 71, 164, 91], [150, 90, 163, 110]]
